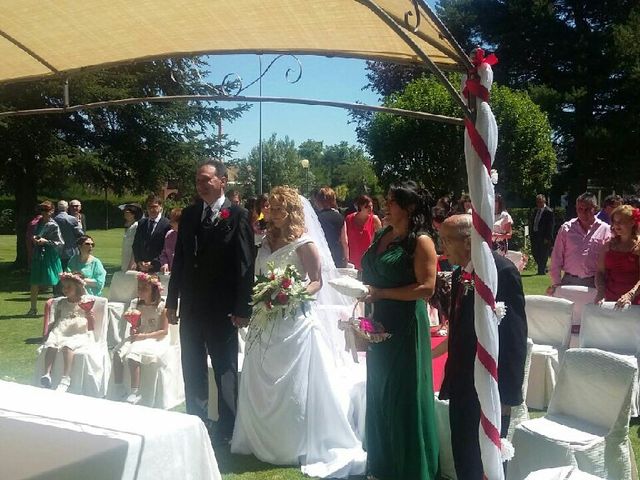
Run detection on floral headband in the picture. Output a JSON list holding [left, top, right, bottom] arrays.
[[136, 272, 163, 292], [59, 271, 86, 285]]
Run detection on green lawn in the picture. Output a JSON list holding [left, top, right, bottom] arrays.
[[0, 230, 638, 477]]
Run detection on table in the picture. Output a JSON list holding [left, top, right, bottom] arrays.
[[431, 335, 448, 391], [0, 381, 221, 480]]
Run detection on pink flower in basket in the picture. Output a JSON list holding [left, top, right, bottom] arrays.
[[358, 317, 382, 334]]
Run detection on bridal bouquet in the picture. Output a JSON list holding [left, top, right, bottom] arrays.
[[248, 262, 314, 348]]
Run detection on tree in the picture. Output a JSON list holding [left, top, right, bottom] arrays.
[[361, 75, 556, 200], [436, 0, 640, 195], [0, 57, 248, 267]]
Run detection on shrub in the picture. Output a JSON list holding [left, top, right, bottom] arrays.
[[0, 208, 14, 234]]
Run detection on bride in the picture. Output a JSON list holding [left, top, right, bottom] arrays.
[[230, 186, 366, 478]]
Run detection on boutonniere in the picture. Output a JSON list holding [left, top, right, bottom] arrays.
[[460, 271, 475, 296], [213, 207, 231, 226]]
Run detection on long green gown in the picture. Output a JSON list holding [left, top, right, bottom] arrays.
[[361, 227, 439, 479]]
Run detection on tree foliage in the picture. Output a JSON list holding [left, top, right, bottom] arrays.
[[0, 57, 248, 266], [361, 75, 556, 200]]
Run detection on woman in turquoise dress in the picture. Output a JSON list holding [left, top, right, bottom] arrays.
[[29, 201, 63, 316], [361, 180, 439, 479], [67, 235, 107, 296]]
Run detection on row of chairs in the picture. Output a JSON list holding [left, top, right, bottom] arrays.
[[33, 271, 184, 409]]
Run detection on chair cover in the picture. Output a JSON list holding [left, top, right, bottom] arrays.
[[580, 303, 640, 417], [434, 395, 457, 480], [505, 250, 527, 272], [508, 338, 534, 440], [525, 466, 604, 479], [525, 295, 574, 409], [509, 348, 638, 480], [34, 297, 111, 397], [553, 286, 597, 330]]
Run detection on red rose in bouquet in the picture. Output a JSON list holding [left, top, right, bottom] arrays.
[[276, 291, 289, 305], [281, 277, 292, 289]]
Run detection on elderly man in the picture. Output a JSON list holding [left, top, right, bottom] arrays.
[[68, 199, 87, 232], [435, 214, 527, 480], [54, 200, 84, 270], [547, 192, 611, 295]]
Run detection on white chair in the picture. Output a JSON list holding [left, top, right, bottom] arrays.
[[525, 295, 574, 409], [553, 286, 597, 340], [34, 297, 111, 397], [524, 466, 604, 479], [509, 338, 534, 440], [107, 299, 185, 409], [509, 348, 638, 480], [579, 303, 640, 417], [434, 395, 456, 479], [506, 250, 527, 272]]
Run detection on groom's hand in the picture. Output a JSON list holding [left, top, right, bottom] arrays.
[[231, 315, 249, 328], [166, 308, 179, 325]]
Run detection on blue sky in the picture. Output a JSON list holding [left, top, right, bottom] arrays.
[[205, 54, 380, 160], [203, 0, 439, 160]]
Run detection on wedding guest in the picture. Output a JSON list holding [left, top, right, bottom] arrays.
[[529, 194, 554, 275], [132, 194, 171, 273], [596, 194, 622, 225], [256, 194, 269, 233], [112, 273, 169, 404], [26, 206, 42, 268], [121, 204, 143, 271], [227, 189, 242, 206], [361, 180, 439, 479], [315, 187, 348, 268], [456, 193, 472, 214], [28, 201, 63, 316], [345, 194, 382, 270], [39, 272, 95, 392], [160, 208, 182, 273], [492, 194, 513, 255], [547, 192, 611, 295], [436, 214, 527, 480], [594, 205, 640, 307], [437, 195, 453, 215], [69, 199, 87, 232], [67, 235, 107, 296], [54, 200, 84, 271], [624, 196, 640, 209]]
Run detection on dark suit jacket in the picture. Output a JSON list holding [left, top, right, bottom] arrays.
[[132, 216, 171, 272], [440, 252, 528, 406], [529, 206, 554, 242], [166, 198, 254, 332]]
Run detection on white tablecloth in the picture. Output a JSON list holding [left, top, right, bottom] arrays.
[[0, 380, 220, 480]]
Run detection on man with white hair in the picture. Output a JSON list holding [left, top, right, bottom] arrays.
[[435, 214, 527, 479], [54, 200, 84, 270]]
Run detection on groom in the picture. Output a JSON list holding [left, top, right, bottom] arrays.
[[166, 159, 254, 443]]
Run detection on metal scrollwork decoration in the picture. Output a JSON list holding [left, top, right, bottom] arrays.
[[169, 54, 303, 97], [403, 0, 422, 33]]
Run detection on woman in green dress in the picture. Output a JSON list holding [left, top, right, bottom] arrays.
[[67, 235, 107, 296], [361, 180, 439, 479], [29, 201, 63, 316]]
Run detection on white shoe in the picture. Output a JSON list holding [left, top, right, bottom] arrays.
[[40, 374, 52, 389], [56, 376, 71, 392], [125, 391, 142, 405]]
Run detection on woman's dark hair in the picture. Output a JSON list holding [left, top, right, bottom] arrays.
[[76, 234, 94, 247], [355, 195, 372, 211], [495, 193, 506, 213], [257, 194, 269, 213], [388, 180, 434, 255], [124, 204, 143, 221]]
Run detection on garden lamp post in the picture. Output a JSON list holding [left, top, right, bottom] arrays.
[[300, 158, 310, 196]]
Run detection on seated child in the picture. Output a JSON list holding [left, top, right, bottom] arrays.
[[112, 272, 169, 404], [40, 272, 96, 392]]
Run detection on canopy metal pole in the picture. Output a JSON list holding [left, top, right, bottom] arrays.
[[258, 55, 263, 195], [358, 0, 474, 122]]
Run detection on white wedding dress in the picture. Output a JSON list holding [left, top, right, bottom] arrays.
[[230, 236, 366, 478]]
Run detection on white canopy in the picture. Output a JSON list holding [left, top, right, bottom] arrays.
[[0, 0, 466, 85]]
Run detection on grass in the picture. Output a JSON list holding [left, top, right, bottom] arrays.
[[0, 231, 638, 477]]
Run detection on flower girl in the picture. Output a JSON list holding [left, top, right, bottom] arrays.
[[112, 272, 169, 404], [40, 272, 96, 392]]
